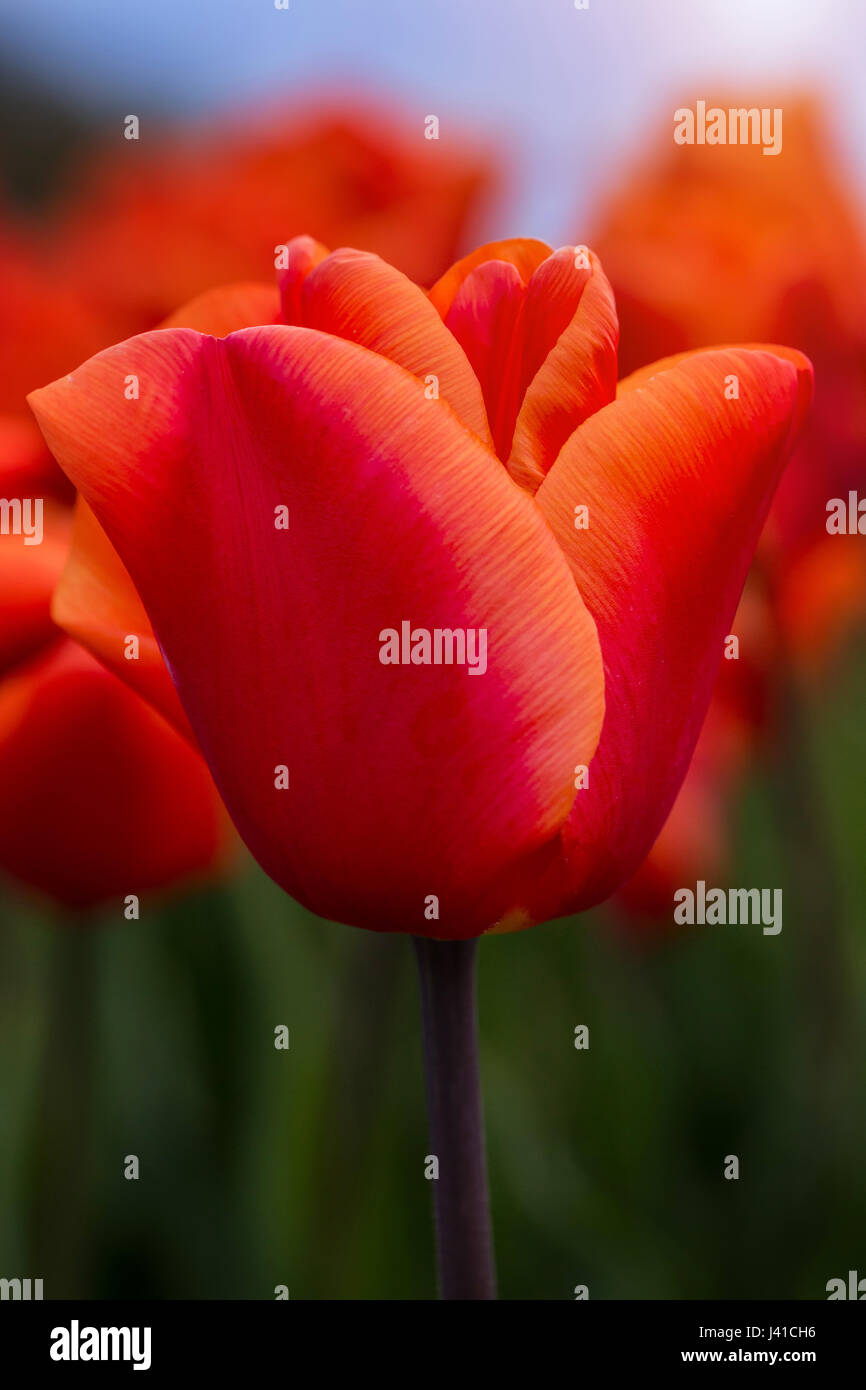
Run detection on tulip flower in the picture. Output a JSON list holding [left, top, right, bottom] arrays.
[[55, 101, 492, 336], [30, 235, 811, 1297], [0, 225, 118, 418], [589, 96, 866, 912], [0, 416, 228, 910]]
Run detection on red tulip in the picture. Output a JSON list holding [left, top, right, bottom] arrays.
[[30, 237, 811, 937], [55, 101, 493, 335], [0, 225, 117, 418]]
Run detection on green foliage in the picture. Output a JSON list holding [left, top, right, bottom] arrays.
[[1, 656, 864, 1299]]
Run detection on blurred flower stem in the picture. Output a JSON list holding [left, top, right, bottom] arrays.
[[28, 920, 96, 1296], [413, 937, 496, 1300]]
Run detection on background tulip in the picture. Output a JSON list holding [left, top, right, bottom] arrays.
[[589, 97, 866, 915], [52, 102, 492, 335], [0, 404, 229, 908]]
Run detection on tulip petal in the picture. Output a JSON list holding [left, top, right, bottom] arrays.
[[618, 341, 813, 406], [535, 346, 812, 910], [275, 234, 330, 324], [507, 247, 619, 492], [51, 497, 194, 739], [296, 247, 493, 446], [778, 532, 866, 670], [47, 280, 283, 737], [428, 238, 552, 318], [30, 324, 604, 936], [443, 259, 526, 460], [0, 640, 228, 908]]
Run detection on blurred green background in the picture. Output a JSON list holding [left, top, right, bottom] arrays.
[[2, 652, 863, 1300]]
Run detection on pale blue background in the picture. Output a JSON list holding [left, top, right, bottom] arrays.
[[0, 0, 863, 241]]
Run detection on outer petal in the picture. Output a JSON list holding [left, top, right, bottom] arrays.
[[535, 347, 812, 911], [30, 325, 604, 937], [297, 247, 493, 446], [0, 640, 228, 909], [51, 497, 193, 739], [48, 277, 284, 739], [506, 248, 619, 492], [617, 341, 812, 398], [428, 238, 552, 318], [48, 275, 286, 739]]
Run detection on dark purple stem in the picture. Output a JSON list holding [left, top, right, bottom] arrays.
[[412, 936, 497, 1300]]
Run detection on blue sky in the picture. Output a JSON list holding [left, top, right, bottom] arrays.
[[1, 0, 863, 238]]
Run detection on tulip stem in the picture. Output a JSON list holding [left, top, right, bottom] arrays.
[[412, 936, 497, 1300]]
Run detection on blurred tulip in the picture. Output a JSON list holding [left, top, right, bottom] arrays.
[[54, 101, 493, 335], [31, 236, 811, 937], [590, 96, 866, 912], [0, 224, 117, 417], [0, 640, 228, 909], [619, 575, 780, 916], [0, 417, 229, 910]]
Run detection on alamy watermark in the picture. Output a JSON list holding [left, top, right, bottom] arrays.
[[674, 102, 782, 156], [379, 621, 488, 675], [0, 497, 43, 545], [0, 1276, 43, 1299], [826, 1269, 866, 1299], [50, 1320, 151, 1371], [674, 880, 783, 935], [826, 491, 866, 534]]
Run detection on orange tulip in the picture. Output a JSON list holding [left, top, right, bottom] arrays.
[[55, 101, 493, 337], [0, 223, 117, 418], [27, 230, 815, 1302], [31, 236, 811, 936], [590, 96, 866, 911]]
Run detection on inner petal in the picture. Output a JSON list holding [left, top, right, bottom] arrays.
[[444, 259, 526, 461]]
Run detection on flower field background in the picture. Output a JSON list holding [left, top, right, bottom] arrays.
[[1, 0, 865, 1301]]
